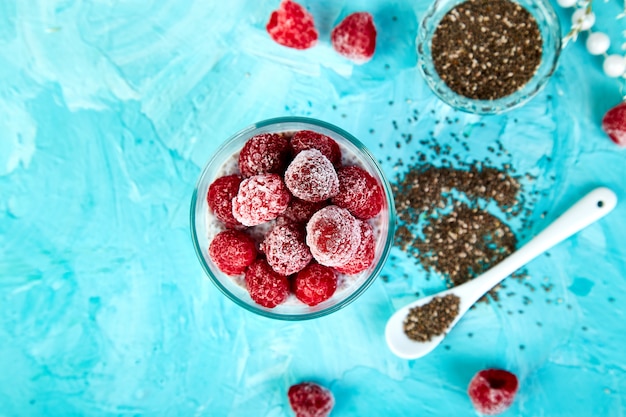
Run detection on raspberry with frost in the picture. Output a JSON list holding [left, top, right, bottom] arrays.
[[261, 223, 312, 276], [468, 369, 519, 415], [335, 220, 375, 274], [305, 205, 361, 267], [293, 262, 337, 306], [238, 133, 291, 177], [331, 12, 377, 63], [207, 174, 243, 228], [232, 174, 290, 226], [602, 101, 626, 147], [291, 130, 342, 166], [279, 197, 328, 225], [266, 0, 318, 50], [284, 149, 339, 203], [331, 165, 383, 220], [208, 230, 257, 276], [288, 382, 334, 417], [245, 259, 290, 308]]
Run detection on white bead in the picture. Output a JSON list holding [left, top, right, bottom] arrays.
[[586, 32, 610, 55], [572, 9, 595, 31], [603, 55, 626, 78], [557, 0, 577, 8]]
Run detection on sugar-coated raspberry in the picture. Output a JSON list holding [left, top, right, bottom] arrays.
[[306, 205, 361, 267], [261, 223, 312, 275], [468, 369, 519, 415], [332, 165, 383, 220], [279, 197, 328, 225], [232, 174, 290, 226], [293, 262, 337, 306], [238, 133, 291, 177], [207, 174, 244, 228], [208, 230, 257, 276], [331, 12, 377, 64], [602, 101, 626, 146], [285, 149, 339, 203], [245, 259, 290, 308], [291, 130, 342, 166], [288, 382, 335, 417], [266, 0, 318, 50], [335, 220, 375, 274]]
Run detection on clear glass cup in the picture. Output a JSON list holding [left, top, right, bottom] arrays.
[[190, 117, 396, 320], [417, 0, 561, 114]]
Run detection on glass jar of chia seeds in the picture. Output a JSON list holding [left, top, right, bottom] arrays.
[[417, 0, 561, 114]]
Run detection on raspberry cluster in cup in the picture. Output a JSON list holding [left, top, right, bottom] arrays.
[[206, 130, 384, 308]]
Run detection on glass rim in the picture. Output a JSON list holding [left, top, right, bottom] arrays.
[[190, 116, 396, 320]]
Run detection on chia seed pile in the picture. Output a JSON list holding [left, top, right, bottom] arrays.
[[403, 294, 461, 342], [431, 0, 543, 100], [393, 164, 521, 298]]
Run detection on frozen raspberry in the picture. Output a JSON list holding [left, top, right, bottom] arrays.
[[207, 174, 244, 228], [238, 133, 291, 177], [288, 382, 334, 417], [208, 230, 257, 276], [331, 12, 377, 64], [306, 205, 361, 267], [468, 369, 519, 415], [293, 262, 337, 306], [332, 165, 383, 220], [602, 101, 626, 146], [261, 223, 312, 275], [245, 259, 290, 308], [335, 221, 375, 274], [232, 174, 290, 226], [279, 197, 328, 225], [285, 149, 339, 203], [291, 130, 342, 166], [266, 0, 318, 50]]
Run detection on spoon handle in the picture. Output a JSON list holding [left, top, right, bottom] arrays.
[[460, 187, 618, 302]]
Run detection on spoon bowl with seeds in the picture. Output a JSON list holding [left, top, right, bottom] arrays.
[[386, 187, 617, 359]]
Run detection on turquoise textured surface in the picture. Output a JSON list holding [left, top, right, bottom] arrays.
[[1, 1, 625, 416]]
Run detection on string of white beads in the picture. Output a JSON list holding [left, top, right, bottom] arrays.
[[586, 32, 610, 55], [603, 55, 626, 78], [572, 8, 596, 30], [560, 3, 626, 78]]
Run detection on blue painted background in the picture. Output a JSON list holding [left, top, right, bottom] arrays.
[[1, 1, 625, 416]]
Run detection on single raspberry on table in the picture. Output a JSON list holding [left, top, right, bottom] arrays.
[[306, 205, 361, 267], [335, 220, 375, 275], [245, 259, 290, 308], [291, 130, 342, 166], [208, 230, 257, 276], [284, 149, 339, 203], [288, 382, 334, 417], [602, 101, 626, 146], [266, 0, 318, 50], [238, 133, 291, 177], [293, 262, 337, 306], [468, 369, 519, 415], [207, 174, 243, 228], [232, 173, 290, 226], [279, 197, 328, 225], [331, 165, 383, 220], [331, 12, 377, 64], [261, 223, 312, 276]]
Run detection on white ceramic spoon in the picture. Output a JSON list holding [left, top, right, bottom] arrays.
[[385, 187, 617, 360]]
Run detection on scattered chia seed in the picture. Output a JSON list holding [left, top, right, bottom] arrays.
[[403, 294, 461, 342], [431, 0, 543, 100]]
